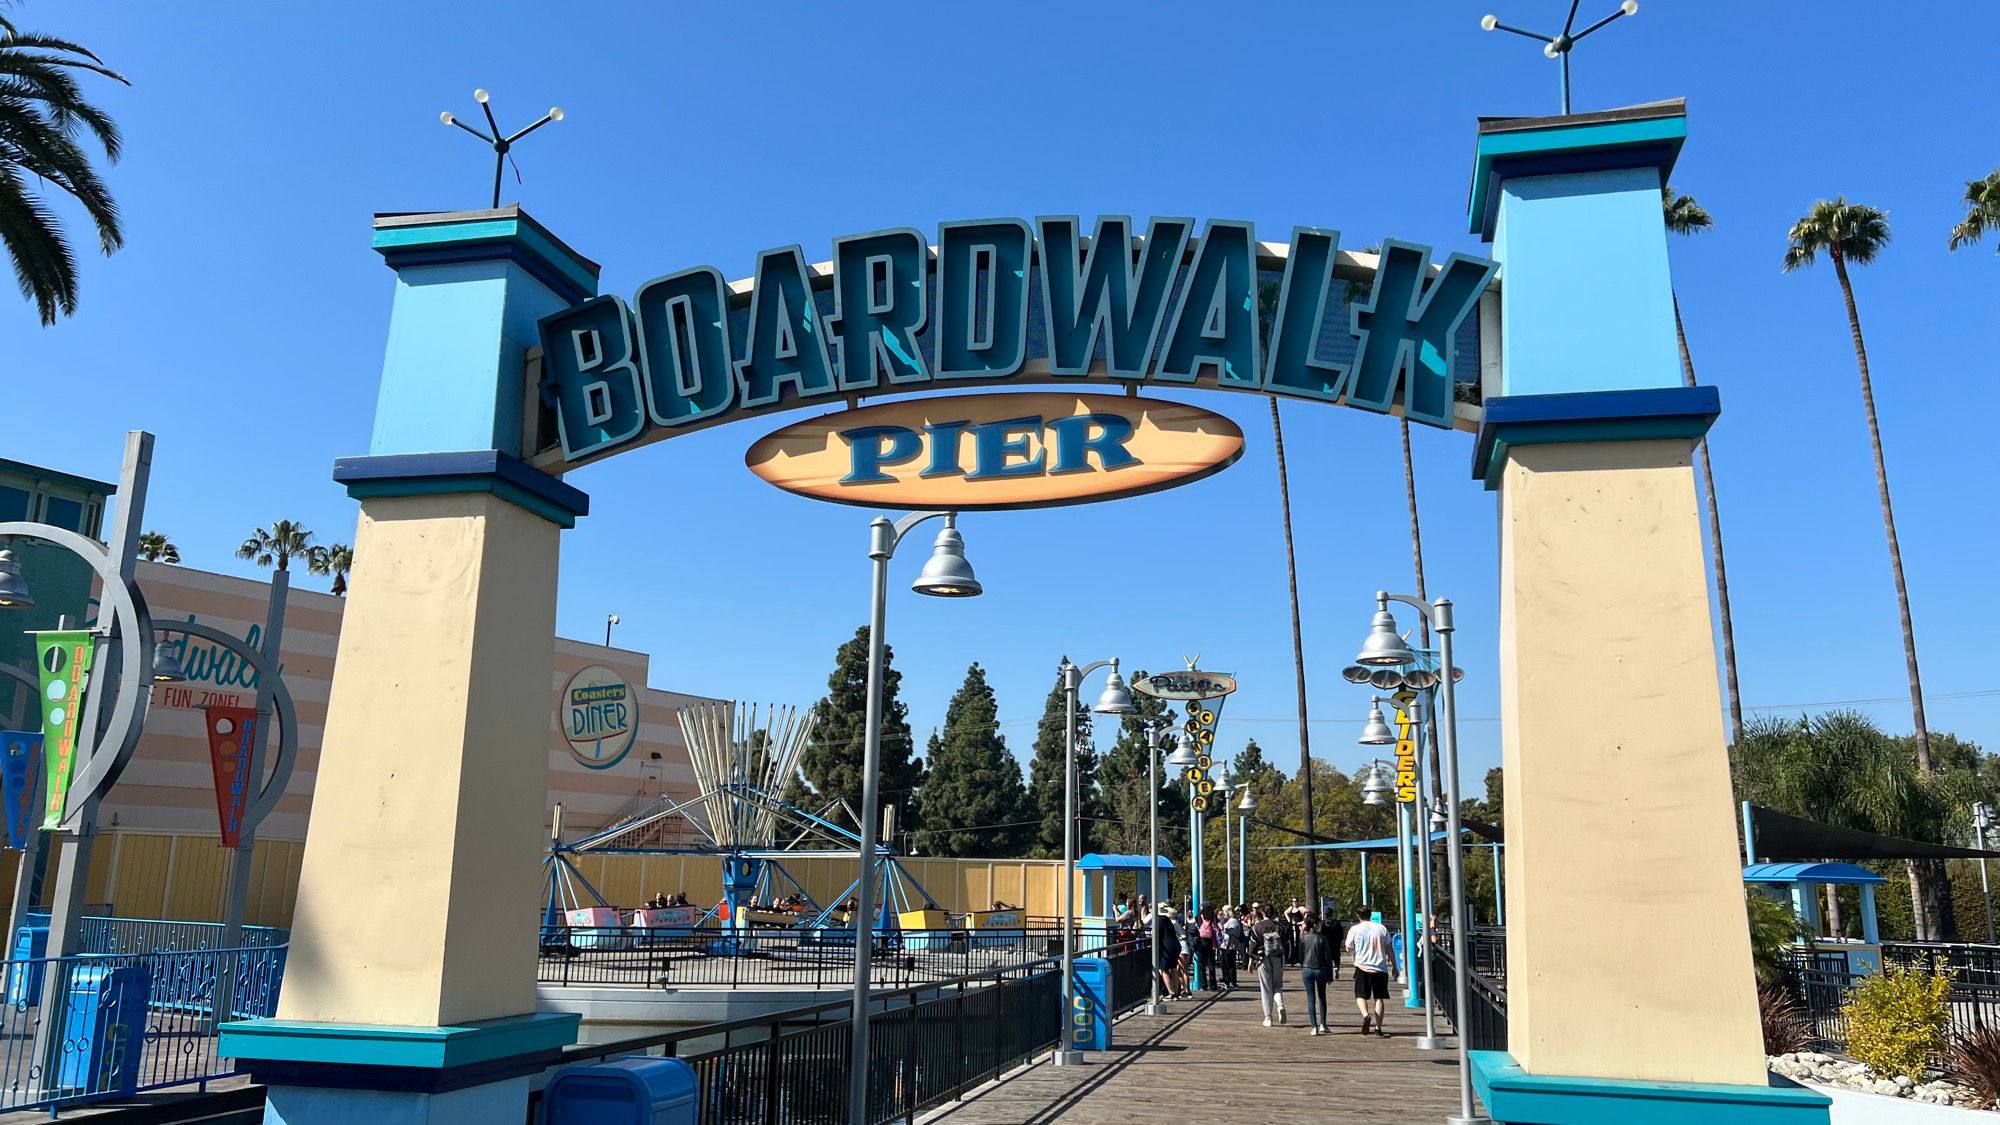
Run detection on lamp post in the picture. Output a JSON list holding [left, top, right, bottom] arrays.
[[847, 512, 981, 1125], [1218, 776, 1234, 915], [1358, 760, 1399, 919], [1235, 786, 1255, 904], [1356, 591, 1484, 1125], [1975, 802, 1996, 944], [1362, 696, 1432, 1013], [1144, 724, 1183, 1016], [1054, 657, 1135, 1065], [604, 613, 619, 648]]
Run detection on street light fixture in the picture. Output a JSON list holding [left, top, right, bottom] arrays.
[[0, 551, 33, 608], [1360, 697, 1396, 746], [150, 640, 187, 683], [1218, 776, 1235, 918], [1353, 590, 1483, 1125], [847, 511, 980, 1125], [1053, 656, 1133, 1066], [1975, 802, 1996, 943], [1143, 723, 1179, 1016], [1479, 1, 1640, 115]]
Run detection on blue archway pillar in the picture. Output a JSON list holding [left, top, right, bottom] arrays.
[[220, 208, 595, 1125], [1465, 103, 1829, 1124]]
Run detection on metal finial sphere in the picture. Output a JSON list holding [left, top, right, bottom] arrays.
[[438, 88, 568, 210], [1480, 1, 1642, 114]]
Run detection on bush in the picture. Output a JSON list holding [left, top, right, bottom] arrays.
[[1760, 983, 1813, 1055], [1843, 959, 1954, 1078], [1746, 889, 1802, 985], [1946, 1025, 2000, 1108]]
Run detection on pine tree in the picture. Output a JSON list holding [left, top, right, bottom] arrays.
[[915, 664, 1029, 857], [1097, 677, 1189, 859], [1025, 668, 1101, 858], [795, 626, 923, 833], [1229, 738, 1276, 789]]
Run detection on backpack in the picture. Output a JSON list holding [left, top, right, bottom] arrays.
[[1261, 925, 1285, 959]]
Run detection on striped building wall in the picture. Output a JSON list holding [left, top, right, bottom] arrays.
[[25, 563, 1076, 927]]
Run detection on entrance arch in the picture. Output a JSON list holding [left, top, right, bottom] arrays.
[[226, 99, 1810, 1125]]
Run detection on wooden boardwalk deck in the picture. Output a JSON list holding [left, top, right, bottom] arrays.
[[924, 980, 1479, 1123]]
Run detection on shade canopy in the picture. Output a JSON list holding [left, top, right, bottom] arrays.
[[1743, 862, 1886, 887], [1747, 804, 2000, 861], [1076, 852, 1176, 870]]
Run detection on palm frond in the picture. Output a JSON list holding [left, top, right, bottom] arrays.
[[0, 163, 75, 321], [1662, 185, 1714, 236], [1948, 171, 2000, 254]]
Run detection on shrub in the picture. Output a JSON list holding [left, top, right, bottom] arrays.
[[1746, 889, 1802, 985], [1843, 959, 1954, 1078], [1760, 983, 1813, 1055], [1946, 1025, 2000, 1108]]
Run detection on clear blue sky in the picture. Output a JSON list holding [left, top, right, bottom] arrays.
[[7, 2, 1997, 789]]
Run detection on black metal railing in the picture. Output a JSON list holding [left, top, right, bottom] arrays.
[[537, 925, 1089, 990], [1428, 935, 1508, 1052], [530, 937, 1153, 1125], [1787, 956, 2000, 1056]]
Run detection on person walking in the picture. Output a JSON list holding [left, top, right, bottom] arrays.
[[1345, 910, 1395, 1036], [1153, 903, 1183, 1001], [1250, 906, 1290, 1026], [1298, 915, 1334, 1035], [1220, 905, 1244, 988], [1325, 910, 1347, 980], [1192, 904, 1221, 994], [1285, 898, 1308, 965]]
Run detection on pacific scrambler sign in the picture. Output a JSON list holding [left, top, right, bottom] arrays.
[[536, 217, 1497, 468]]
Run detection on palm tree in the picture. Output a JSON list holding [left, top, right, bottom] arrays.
[[136, 530, 178, 564], [1256, 279, 1319, 909], [1662, 187, 1743, 745], [309, 543, 353, 596], [237, 521, 316, 572], [0, 14, 130, 325], [1785, 198, 1937, 935], [1948, 170, 2000, 255]]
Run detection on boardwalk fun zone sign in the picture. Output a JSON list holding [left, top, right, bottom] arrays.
[[535, 218, 1499, 482]]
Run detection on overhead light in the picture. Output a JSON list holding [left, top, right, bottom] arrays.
[[1237, 789, 1257, 812], [1368, 668, 1405, 690], [1341, 666, 1373, 684], [1093, 665, 1136, 715], [1359, 698, 1395, 746], [1166, 743, 1199, 769], [1401, 668, 1439, 690], [911, 515, 982, 598], [1361, 766, 1393, 800], [150, 640, 186, 683], [1355, 609, 1414, 667], [0, 550, 33, 608]]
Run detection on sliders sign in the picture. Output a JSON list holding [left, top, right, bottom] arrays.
[[536, 216, 1497, 467]]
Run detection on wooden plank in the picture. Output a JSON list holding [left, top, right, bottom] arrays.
[[922, 981, 1476, 1123]]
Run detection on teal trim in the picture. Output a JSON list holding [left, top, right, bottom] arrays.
[[1480, 417, 1713, 490], [372, 215, 599, 299], [345, 477, 577, 528], [220, 1012, 580, 1071], [1469, 115, 1687, 234], [1470, 1051, 1829, 1125]]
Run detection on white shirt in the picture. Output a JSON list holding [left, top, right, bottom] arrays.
[[1345, 919, 1394, 973]]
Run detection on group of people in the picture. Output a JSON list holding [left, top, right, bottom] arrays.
[[642, 891, 692, 909], [1118, 894, 1399, 1037]]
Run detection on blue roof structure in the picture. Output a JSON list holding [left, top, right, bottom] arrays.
[[1742, 862, 1886, 886], [1076, 853, 1175, 870]]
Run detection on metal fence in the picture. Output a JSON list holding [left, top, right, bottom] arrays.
[[537, 926, 1094, 990], [1428, 933, 1508, 1052], [0, 943, 287, 1113], [531, 937, 1152, 1125], [1789, 957, 2000, 1056], [20, 914, 290, 956]]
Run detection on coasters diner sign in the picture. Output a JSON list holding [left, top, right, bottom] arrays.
[[537, 216, 1496, 468]]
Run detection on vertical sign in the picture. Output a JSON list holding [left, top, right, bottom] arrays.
[[203, 706, 258, 848], [1392, 689, 1419, 805], [0, 732, 42, 849], [34, 630, 94, 829]]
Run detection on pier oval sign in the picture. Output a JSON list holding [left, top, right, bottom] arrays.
[[745, 392, 1243, 510]]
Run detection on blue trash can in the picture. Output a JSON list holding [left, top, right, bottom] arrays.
[[543, 1056, 698, 1125], [1069, 956, 1111, 1052], [55, 963, 150, 1095], [7, 921, 48, 1006]]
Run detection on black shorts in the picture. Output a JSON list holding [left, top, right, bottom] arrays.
[[1354, 968, 1390, 1001]]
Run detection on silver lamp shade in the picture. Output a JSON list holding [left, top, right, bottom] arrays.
[[1166, 743, 1199, 769], [1355, 609, 1414, 666], [1359, 699, 1396, 746], [1093, 667, 1137, 715], [911, 517, 982, 597], [150, 639, 187, 683], [0, 550, 33, 609], [1237, 789, 1257, 812]]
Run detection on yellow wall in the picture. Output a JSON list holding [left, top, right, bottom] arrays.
[[11, 833, 1067, 929]]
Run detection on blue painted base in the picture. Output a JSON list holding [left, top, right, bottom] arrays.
[[1470, 1051, 1830, 1125], [265, 1077, 528, 1125]]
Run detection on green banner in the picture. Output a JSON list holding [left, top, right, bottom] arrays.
[[34, 629, 94, 830]]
